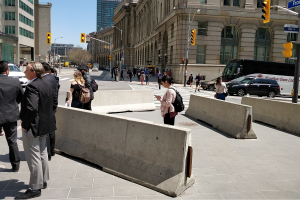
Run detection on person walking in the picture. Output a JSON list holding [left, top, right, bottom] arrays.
[[66, 71, 85, 109], [0, 61, 23, 172], [141, 72, 145, 85], [145, 74, 149, 85], [128, 69, 133, 82], [188, 74, 193, 87], [120, 68, 124, 81], [79, 67, 94, 110], [17, 62, 56, 199], [168, 69, 172, 77], [214, 77, 227, 101], [114, 67, 117, 81], [155, 76, 177, 126], [137, 70, 141, 81], [133, 67, 136, 77], [42, 63, 58, 161], [116, 68, 119, 82], [195, 73, 202, 92], [157, 72, 162, 90]]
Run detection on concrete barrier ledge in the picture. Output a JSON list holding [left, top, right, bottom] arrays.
[[92, 90, 156, 114], [242, 97, 300, 136], [55, 106, 194, 197], [186, 95, 257, 139]]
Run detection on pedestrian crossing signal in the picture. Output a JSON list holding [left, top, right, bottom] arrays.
[[109, 55, 111, 60], [261, 0, 270, 23], [182, 58, 185, 64], [282, 42, 293, 58], [191, 29, 196, 45], [47, 32, 51, 45], [81, 33, 85, 43]]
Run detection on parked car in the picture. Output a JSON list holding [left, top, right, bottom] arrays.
[[92, 66, 99, 72], [201, 78, 217, 91], [8, 64, 28, 87], [227, 77, 280, 97]]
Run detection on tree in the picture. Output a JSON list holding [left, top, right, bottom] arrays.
[[67, 48, 92, 65]]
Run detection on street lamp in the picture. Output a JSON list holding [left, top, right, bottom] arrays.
[[112, 25, 123, 70], [54, 37, 63, 64], [174, 7, 200, 86]]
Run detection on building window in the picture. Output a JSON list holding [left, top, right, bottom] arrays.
[[159, 32, 161, 43], [198, 21, 207, 36], [233, 0, 240, 6], [19, 27, 34, 39], [5, 0, 15, 6], [5, 26, 15, 34], [5, 12, 15, 20], [170, 46, 173, 64], [19, 0, 34, 16], [286, 33, 298, 64], [201, 0, 207, 3], [257, 0, 263, 7], [171, 24, 174, 38], [220, 26, 239, 64], [254, 28, 270, 61], [27, 0, 33, 4], [19, 14, 34, 27], [224, 0, 230, 6], [196, 45, 206, 64]]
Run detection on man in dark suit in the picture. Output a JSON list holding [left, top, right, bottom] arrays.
[[16, 62, 55, 199], [0, 61, 23, 172], [42, 62, 58, 160]]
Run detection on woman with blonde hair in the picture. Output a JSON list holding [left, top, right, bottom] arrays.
[[66, 71, 85, 108]]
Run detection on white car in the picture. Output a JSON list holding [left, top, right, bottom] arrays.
[[8, 64, 28, 87], [92, 66, 99, 72]]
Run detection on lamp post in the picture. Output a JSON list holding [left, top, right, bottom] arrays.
[[174, 7, 200, 86], [112, 26, 123, 70]]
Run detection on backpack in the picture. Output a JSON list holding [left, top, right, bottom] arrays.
[[170, 88, 184, 112], [76, 81, 91, 104], [91, 78, 98, 92]]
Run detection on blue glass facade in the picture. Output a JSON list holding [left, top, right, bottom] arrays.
[[97, 0, 121, 31]]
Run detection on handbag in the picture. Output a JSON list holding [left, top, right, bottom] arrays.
[[224, 85, 228, 97], [76, 81, 91, 104]]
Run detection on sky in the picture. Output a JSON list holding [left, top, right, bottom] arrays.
[[47, 0, 97, 49]]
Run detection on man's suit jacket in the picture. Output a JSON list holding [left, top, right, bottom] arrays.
[[20, 78, 56, 137], [43, 74, 58, 111], [0, 75, 24, 124]]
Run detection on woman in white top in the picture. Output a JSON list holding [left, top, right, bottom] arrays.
[[214, 77, 227, 100]]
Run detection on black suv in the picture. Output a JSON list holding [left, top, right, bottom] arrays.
[[227, 78, 281, 97]]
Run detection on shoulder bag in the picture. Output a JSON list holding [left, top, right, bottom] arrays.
[[76, 81, 91, 104]]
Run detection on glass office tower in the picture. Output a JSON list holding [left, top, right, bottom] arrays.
[[97, 0, 121, 31]]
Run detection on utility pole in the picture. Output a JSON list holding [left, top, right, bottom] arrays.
[[184, 10, 191, 87]]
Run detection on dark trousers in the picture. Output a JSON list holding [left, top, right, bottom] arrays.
[[71, 98, 83, 109], [129, 76, 132, 82], [121, 75, 124, 80], [1, 122, 20, 169], [164, 113, 175, 125], [46, 131, 55, 159], [158, 82, 161, 89], [83, 99, 92, 110]]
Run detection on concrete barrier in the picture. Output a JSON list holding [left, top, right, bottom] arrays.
[[55, 106, 194, 197], [185, 95, 257, 139], [91, 90, 156, 113], [242, 97, 300, 136]]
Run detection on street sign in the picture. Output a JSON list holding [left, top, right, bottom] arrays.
[[288, 0, 300, 8], [86, 35, 90, 42], [284, 24, 299, 33]]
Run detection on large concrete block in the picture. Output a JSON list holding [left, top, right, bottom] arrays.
[[91, 90, 156, 114], [55, 106, 194, 197], [242, 97, 300, 136], [186, 95, 257, 139]]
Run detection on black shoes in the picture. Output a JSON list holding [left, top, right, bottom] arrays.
[[15, 189, 41, 199], [12, 167, 19, 172], [43, 182, 47, 189]]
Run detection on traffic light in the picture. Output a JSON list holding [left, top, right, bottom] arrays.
[[261, 0, 270, 23], [47, 32, 51, 45], [282, 42, 293, 58], [182, 58, 185, 64], [109, 55, 111, 60], [81, 33, 85, 43], [191, 29, 196, 45], [165, 55, 168, 63]]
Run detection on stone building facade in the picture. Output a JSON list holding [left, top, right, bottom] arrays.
[[89, 0, 298, 83]]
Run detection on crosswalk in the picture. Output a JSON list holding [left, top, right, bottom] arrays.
[[129, 84, 219, 109]]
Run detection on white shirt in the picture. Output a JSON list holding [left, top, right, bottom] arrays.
[[215, 82, 227, 94]]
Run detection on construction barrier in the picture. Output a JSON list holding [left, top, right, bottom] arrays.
[[242, 97, 300, 136], [185, 95, 257, 139], [55, 106, 194, 197], [91, 90, 156, 113]]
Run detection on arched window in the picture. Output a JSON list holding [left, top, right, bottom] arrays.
[[286, 33, 297, 64], [220, 26, 239, 64], [254, 28, 271, 61]]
